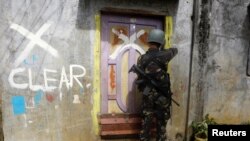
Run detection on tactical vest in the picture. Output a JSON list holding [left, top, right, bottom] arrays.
[[137, 49, 170, 88]]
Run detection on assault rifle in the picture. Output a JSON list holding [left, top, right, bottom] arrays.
[[129, 64, 180, 107]]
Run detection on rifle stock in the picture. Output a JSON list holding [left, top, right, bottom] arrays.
[[129, 64, 180, 107]]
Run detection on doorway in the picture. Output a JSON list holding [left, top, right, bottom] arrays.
[[99, 13, 164, 137], [101, 13, 164, 114]]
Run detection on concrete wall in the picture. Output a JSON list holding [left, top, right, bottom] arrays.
[[2, 0, 249, 141], [0, 0, 95, 141], [169, 0, 193, 140], [0, 0, 193, 141], [206, 0, 250, 123], [188, 0, 250, 131]]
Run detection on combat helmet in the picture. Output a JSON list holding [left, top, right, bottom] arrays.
[[147, 29, 165, 46]]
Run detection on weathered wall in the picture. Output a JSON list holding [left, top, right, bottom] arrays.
[[206, 0, 250, 123], [0, 0, 193, 141], [0, 0, 95, 141], [188, 0, 250, 133], [4, 0, 249, 141], [169, 0, 193, 140]]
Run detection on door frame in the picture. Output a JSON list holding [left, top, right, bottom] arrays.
[[100, 13, 165, 114], [92, 11, 173, 136]]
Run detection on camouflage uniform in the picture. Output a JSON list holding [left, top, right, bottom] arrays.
[[137, 47, 178, 141]]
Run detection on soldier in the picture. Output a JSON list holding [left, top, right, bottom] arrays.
[[136, 29, 178, 141]]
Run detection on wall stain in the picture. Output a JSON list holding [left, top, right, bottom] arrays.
[[195, 0, 212, 121], [46, 93, 55, 103]]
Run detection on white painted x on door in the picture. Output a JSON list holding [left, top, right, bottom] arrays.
[[101, 13, 164, 114]]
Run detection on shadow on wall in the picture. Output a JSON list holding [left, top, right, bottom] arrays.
[[248, 4, 250, 21], [247, 3, 250, 76], [242, 3, 250, 37], [76, 0, 93, 29], [75, 0, 180, 30], [222, 1, 250, 76], [126, 79, 142, 113], [214, 1, 249, 40], [0, 107, 3, 141]]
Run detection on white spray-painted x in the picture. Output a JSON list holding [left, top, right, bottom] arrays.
[[8, 22, 88, 92], [109, 28, 146, 60], [10, 22, 59, 68]]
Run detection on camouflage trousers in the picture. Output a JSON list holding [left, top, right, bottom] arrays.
[[139, 87, 171, 141]]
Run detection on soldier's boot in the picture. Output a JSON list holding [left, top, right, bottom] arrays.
[[139, 114, 153, 141]]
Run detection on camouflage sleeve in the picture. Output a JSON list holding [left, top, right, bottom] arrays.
[[163, 48, 178, 62]]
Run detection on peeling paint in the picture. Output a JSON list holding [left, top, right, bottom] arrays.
[[109, 65, 116, 90]]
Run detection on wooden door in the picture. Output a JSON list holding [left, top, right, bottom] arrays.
[[101, 13, 164, 114]]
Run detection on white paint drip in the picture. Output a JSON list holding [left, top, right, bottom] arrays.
[[86, 83, 91, 89], [73, 95, 81, 104], [23, 114, 28, 127], [55, 105, 59, 109], [10, 22, 59, 67], [28, 120, 33, 124], [26, 97, 35, 109], [59, 92, 63, 101]]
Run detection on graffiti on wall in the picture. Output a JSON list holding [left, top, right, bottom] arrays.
[[10, 22, 59, 68], [8, 22, 91, 116], [11, 96, 26, 115], [8, 65, 86, 91]]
